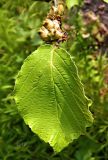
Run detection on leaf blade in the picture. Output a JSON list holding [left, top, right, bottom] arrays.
[[66, 0, 79, 9], [14, 45, 93, 152], [103, 0, 108, 3]]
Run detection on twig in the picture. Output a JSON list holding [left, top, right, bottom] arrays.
[[54, 0, 58, 7]]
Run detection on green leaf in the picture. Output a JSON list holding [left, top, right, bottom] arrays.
[[14, 45, 93, 152], [66, 0, 79, 9], [103, 0, 108, 3]]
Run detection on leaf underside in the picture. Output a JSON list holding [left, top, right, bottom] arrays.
[[14, 45, 93, 152]]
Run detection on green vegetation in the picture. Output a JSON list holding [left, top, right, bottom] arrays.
[[0, 0, 108, 159], [14, 45, 93, 152]]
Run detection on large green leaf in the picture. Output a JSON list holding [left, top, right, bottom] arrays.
[[66, 0, 79, 9], [14, 45, 93, 152]]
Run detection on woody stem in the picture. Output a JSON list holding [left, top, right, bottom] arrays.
[[54, 0, 58, 7]]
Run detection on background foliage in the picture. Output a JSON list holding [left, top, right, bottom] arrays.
[[0, 0, 108, 159]]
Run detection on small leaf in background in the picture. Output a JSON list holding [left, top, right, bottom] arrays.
[[14, 45, 93, 152], [66, 0, 79, 9]]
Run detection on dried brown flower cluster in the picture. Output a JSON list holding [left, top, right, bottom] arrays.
[[82, 0, 108, 51], [82, 11, 108, 44], [39, 3, 68, 43]]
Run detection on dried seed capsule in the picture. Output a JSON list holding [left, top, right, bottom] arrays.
[[49, 6, 58, 15], [53, 20, 60, 29], [39, 3, 68, 43], [55, 30, 64, 39], [50, 28, 55, 36], [43, 19, 54, 30], [57, 3, 64, 15], [39, 26, 49, 41]]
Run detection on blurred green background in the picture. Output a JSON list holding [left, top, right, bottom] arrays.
[[0, 0, 108, 159]]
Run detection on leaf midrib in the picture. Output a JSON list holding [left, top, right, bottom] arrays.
[[50, 48, 84, 133]]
